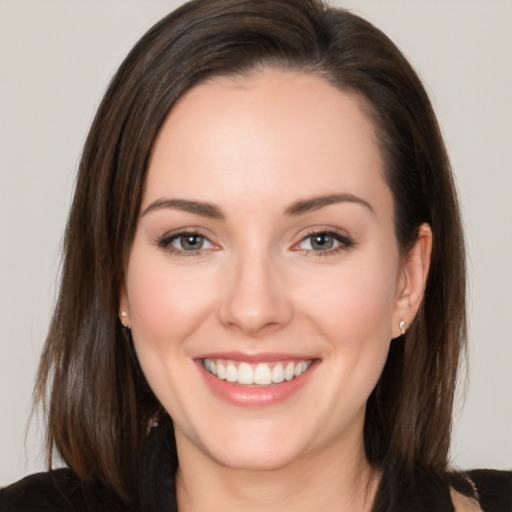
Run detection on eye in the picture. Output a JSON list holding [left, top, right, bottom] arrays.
[[158, 231, 216, 254], [304, 232, 336, 251], [173, 234, 212, 251], [293, 230, 353, 254]]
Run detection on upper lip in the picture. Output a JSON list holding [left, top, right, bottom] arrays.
[[195, 351, 317, 363]]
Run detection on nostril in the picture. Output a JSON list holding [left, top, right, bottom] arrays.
[[224, 317, 286, 337]]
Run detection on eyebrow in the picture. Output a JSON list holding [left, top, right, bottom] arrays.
[[140, 193, 373, 219], [284, 193, 374, 216], [141, 198, 224, 219]]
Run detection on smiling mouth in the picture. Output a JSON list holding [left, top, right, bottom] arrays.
[[202, 358, 313, 386]]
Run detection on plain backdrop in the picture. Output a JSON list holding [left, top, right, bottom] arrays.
[[1, 0, 511, 486]]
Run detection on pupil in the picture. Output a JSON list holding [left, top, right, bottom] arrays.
[[182, 235, 202, 250], [312, 234, 333, 250]]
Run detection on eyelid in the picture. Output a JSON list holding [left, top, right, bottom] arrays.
[[156, 227, 220, 255], [291, 227, 355, 255]]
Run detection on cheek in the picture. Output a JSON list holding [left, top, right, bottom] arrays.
[[125, 248, 217, 346], [296, 256, 399, 414], [124, 249, 218, 417], [296, 252, 399, 349]]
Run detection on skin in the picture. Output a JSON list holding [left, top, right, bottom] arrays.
[[120, 69, 432, 512]]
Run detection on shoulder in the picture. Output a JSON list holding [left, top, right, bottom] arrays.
[[449, 469, 512, 512], [0, 468, 128, 512], [0, 468, 85, 511], [468, 469, 512, 512]]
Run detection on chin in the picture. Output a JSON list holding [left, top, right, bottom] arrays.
[[178, 416, 313, 472], [207, 440, 306, 472]]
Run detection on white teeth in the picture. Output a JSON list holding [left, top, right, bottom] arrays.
[[272, 363, 285, 383], [216, 361, 226, 380], [237, 362, 254, 385], [226, 363, 237, 383], [254, 364, 272, 385], [284, 362, 295, 381], [203, 359, 312, 386], [294, 361, 308, 377]]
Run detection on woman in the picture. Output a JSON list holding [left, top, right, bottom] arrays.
[[1, 0, 510, 510]]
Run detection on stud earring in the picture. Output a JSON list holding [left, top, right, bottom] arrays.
[[399, 320, 406, 335], [120, 310, 131, 330]]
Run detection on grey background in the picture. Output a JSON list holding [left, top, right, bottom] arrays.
[[1, 0, 511, 485]]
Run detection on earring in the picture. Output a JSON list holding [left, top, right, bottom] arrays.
[[120, 311, 131, 329], [399, 320, 406, 335]]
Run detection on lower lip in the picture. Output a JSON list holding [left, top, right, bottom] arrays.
[[197, 360, 318, 407]]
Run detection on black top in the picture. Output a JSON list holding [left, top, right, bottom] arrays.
[[1, 425, 511, 511]]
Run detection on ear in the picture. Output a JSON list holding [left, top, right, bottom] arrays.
[[119, 283, 131, 328], [392, 223, 432, 338]]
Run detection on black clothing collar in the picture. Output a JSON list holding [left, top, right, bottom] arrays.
[[1, 423, 511, 511]]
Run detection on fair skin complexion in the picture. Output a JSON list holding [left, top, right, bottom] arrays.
[[120, 69, 432, 512]]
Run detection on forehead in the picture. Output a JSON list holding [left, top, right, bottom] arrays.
[[144, 69, 389, 215]]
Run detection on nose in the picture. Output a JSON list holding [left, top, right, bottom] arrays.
[[218, 252, 294, 337]]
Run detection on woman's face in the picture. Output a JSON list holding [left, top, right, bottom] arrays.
[[121, 70, 420, 471]]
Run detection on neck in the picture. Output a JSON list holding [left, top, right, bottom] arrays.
[[175, 431, 379, 512]]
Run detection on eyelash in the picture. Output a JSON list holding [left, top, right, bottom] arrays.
[[156, 230, 216, 257], [293, 229, 355, 257], [156, 229, 354, 258]]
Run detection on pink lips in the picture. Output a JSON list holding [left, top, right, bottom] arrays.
[[196, 354, 318, 407]]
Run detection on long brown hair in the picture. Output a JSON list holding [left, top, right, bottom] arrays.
[[35, 0, 466, 508]]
